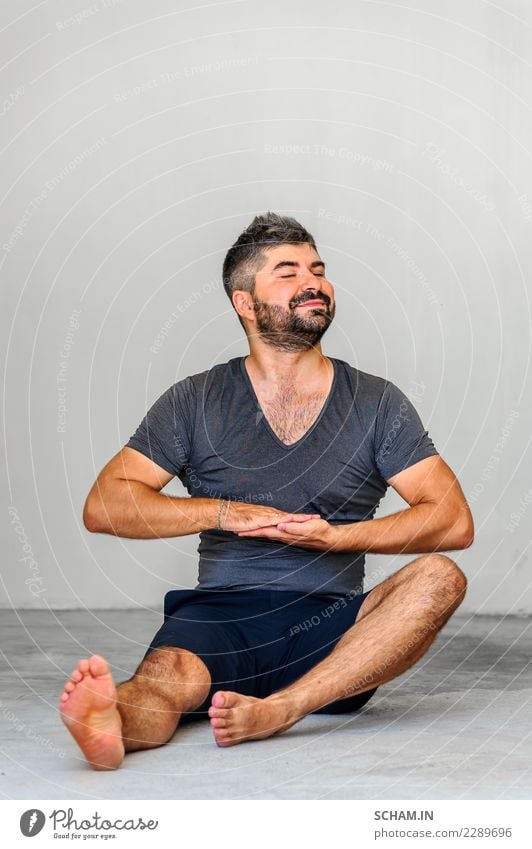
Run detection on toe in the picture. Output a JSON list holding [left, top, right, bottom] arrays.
[[212, 690, 239, 709], [211, 691, 226, 709], [210, 717, 227, 729], [64, 681, 75, 693], [78, 659, 90, 675], [214, 730, 232, 747], [89, 655, 110, 677], [214, 727, 229, 740], [71, 669, 83, 683]]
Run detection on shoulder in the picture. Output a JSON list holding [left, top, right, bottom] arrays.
[[332, 360, 416, 435], [169, 358, 238, 399], [333, 358, 389, 404]]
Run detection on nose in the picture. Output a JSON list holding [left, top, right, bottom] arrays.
[[300, 278, 329, 301], [300, 274, 321, 292]]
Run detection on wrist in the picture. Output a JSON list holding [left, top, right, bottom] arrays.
[[323, 522, 342, 551], [325, 522, 356, 552], [217, 497, 232, 531]]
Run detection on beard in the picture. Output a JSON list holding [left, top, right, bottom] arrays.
[[252, 292, 335, 352]]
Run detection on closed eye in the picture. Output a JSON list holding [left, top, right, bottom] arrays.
[[279, 272, 325, 278]]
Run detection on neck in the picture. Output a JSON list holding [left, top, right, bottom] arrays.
[[245, 338, 328, 385]]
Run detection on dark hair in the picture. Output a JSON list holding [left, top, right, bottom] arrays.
[[222, 212, 317, 328]]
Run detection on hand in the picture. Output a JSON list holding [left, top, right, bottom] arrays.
[[237, 517, 341, 551], [222, 502, 320, 533]]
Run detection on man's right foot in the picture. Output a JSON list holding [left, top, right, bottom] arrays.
[[59, 655, 124, 770]]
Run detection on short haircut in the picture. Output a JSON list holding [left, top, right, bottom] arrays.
[[222, 212, 317, 328]]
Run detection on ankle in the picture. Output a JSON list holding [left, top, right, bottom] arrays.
[[266, 690, 307, 723]]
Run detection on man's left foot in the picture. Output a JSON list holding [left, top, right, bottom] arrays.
[[208, 691, 298, 747]]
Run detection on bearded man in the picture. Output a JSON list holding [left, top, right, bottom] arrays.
[[59, 212, 473, 770]]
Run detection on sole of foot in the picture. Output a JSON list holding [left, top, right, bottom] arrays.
[[59, 655, 124, 770]]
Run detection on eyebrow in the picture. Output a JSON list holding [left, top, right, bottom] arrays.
[[272, 260, 326, 272]]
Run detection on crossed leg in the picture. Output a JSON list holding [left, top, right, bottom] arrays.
[[59, 646, 211, 770], [59, 552, 466, 767], [207, 553, 467, 746]]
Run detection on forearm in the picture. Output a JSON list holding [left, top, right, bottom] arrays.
[[84, 479, 220, 539], [331, 502, 472, 554]]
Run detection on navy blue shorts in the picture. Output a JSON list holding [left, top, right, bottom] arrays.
[[144, 587, 378, 717]]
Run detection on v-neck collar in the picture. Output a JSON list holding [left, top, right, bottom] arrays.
[[239, 355, 338, 451]]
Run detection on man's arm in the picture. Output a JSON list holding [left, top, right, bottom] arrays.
[[237, 455, 474, 553], [329, 455, 474, 553], [83, 447, 317, 539]]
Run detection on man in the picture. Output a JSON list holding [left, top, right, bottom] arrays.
[[59, 212, 473, 770]]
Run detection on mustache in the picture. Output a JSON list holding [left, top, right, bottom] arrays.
[[290, 292, 331, 309]]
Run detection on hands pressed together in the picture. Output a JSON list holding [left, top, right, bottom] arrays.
[[239, 515, 340, 551], [221, 502, 343, 552]]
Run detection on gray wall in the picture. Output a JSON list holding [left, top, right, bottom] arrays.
[[2, 0, 531, 614]]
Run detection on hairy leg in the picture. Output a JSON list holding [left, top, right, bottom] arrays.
[[208, 553, 467, 746], [60, 647, 210, 769], [117, 646, 211, 752]]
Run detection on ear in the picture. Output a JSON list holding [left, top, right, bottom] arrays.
[[232, 290, 255, 324]]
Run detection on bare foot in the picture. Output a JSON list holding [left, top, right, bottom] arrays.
[[59, 655, 124, 770], [208, 691, 299, 747]]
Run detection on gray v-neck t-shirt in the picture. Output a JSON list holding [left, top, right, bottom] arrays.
[[126, 356, 438, 597]]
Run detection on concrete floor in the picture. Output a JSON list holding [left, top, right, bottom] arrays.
[[0, 608, 530, 800]]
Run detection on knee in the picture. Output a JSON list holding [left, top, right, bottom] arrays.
[[136, 646, 210, 688], [418, 554, 467, 603], [137, 647, 177, 678]]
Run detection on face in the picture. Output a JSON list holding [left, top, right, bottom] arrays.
[[246, 243, 335, 351]]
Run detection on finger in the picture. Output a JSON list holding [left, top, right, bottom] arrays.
[[281, 514, 318, 524], [276, 521, 310, 535], [264, 514, 318, 527], [238, 528, 280, 537], [278, 516, 320, 529]]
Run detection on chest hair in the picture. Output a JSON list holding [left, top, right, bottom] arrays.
[[258, 382, 329, 445]]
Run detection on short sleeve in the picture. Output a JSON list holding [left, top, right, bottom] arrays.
[[125, 379, 194, 476], [373, 381, 439, 481]]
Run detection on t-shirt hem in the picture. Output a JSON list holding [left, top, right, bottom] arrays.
[[124, 440, 178, 476], [380, 447, 440, 481]]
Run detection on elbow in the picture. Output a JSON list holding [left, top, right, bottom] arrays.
[[455, 513, 475, 549], [83, 478, 130, 535], [438, 506, 474, 550], [458, 530, 474, 549], [83, 498, 105, 534]]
